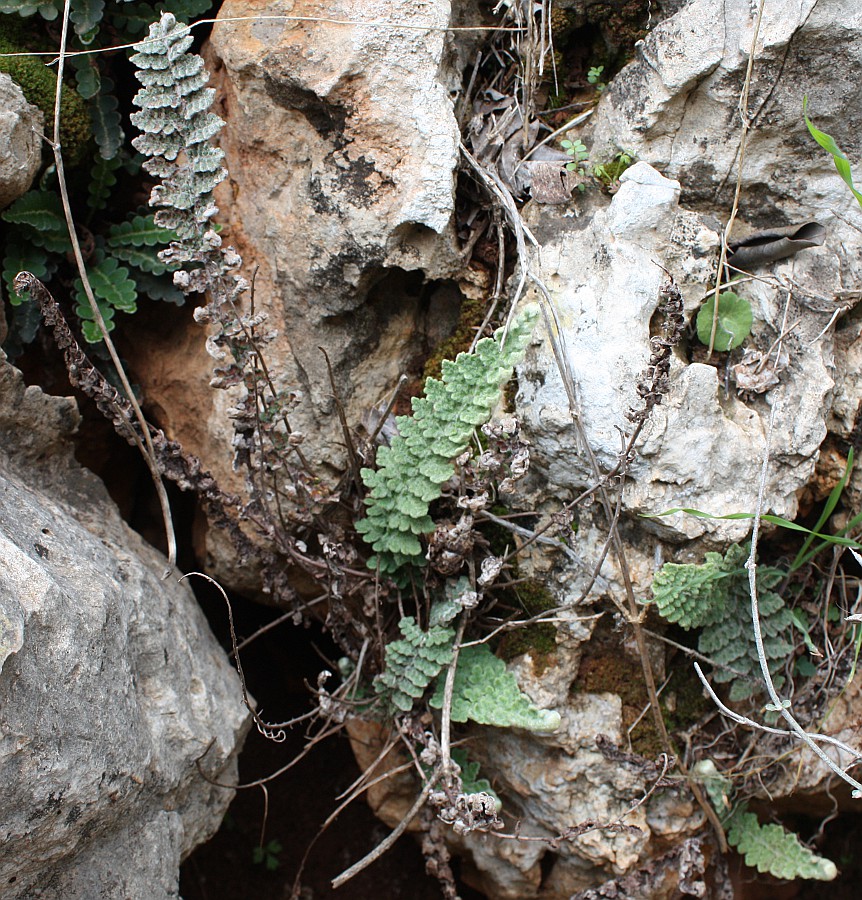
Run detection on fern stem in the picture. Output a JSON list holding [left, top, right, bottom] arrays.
[[439, 614, 468, 779]]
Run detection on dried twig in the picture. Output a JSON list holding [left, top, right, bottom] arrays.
[[331, 764, 443, 889], [708, 0, 766, 357], [48, 0, 176, 569]]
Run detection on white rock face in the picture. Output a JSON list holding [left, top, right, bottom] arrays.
[[0, 73, 43, 210], [516, 160, 831, 546], [518, 0, 862, 548], [0, 356, 249, 899]]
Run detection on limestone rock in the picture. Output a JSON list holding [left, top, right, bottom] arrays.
[[591, 0, 862, 222], [516, 160, 836, 554], [0, 73, 42, 210], [121, 0, 470, 586], [0, 354, 250, 899]]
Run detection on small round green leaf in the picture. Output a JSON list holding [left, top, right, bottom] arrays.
[[696, 291, 753, 351]]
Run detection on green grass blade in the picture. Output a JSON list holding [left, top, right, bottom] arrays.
[[803, 96, 862, 209], [792, 447, 853, 570]]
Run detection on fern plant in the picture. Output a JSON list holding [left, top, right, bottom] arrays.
[[695, 760, 837, 881], [130, 13, 226, 250], [430, 643, 561, 732], [374, 600, 560, 732], [650, 544, 794, 700], [374, 601, 460, 713], [357, 305, 539, 575], [0, 2, 213, 350]]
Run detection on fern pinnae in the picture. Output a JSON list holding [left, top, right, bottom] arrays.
[[357, 304, 539, 575], [130, 12, 226, 249], [696, 760, 836, 881]]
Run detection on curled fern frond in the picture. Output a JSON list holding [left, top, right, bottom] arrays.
[[357, 306, 539, 575]]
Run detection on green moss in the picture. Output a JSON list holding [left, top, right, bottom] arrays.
[[499, 579, 558, 674], [422, 291, 488, 382], [662, 658, 709, 732], [573, 647, 663, 757], [592, 151, 635, 189], [0, 15, 90, 166]]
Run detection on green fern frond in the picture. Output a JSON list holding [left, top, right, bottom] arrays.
[[125, 267, 185, 305], [87, 154, 121, 212], [69, 53, 101, 99], [70, 0, 103, 44], [2, 190, 66, 233], [90, 75, 124, 159], [374, 608, 458, 713], [728, 812, 837, 881], [695, 760, 836, 881], [73, 254, 137, 342], [130, 12, 226, 247], [0, 1, 60, 17], [651, 544, 792, 699], [107, 214, 177, 249], [430, 643, 561, 732], [1, 190, 71, 254], [357, 306, 539, 575]]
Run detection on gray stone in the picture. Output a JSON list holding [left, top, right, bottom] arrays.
[[0, 354, 250, 899], [0, 73, 43, 210]]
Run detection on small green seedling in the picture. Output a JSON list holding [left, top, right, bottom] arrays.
[[587, 65, 606, 92], [252, 839, 283, 872], [562, 138, 590, 191], [562, 138, 588, 169], [696, 291, 753, 351], [592, 151, 634, 189]]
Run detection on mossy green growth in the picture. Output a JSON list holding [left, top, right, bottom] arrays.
[[0, 16, 90, 166], [422, 291, 488, 383], [499, 578, 557, 672]]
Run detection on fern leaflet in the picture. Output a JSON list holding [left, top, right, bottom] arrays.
[[696, 760, 836, 881], [651, 544, 793, 700], [430, 643, 561, 732]]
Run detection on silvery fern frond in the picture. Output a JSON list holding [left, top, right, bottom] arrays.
[[130, 12, 227, 249]]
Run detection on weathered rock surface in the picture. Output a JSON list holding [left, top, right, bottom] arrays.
[[0, 73, 42, 210], [0, 354, 249, 899], [122, 0, 477, 585], [437, 2, 862, 893], [517, 158, 838, 553], [104, 0, 862, 895], [520, 0, 862, 554]]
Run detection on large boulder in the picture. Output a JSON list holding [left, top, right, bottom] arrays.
[[0, 354, 250, 899], [121, 0, 474, 587]]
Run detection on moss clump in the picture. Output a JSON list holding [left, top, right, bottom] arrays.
[[574, 646, 663, 757], [499, 579, 558, 674], [0, 15, 90, 166], [422, 291, 488, 382], [662, 658, 709, 733]]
